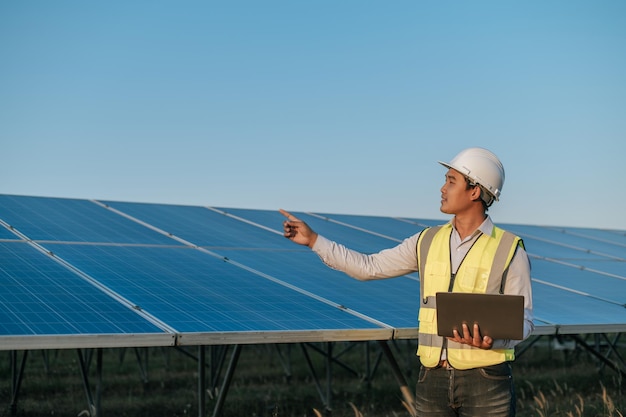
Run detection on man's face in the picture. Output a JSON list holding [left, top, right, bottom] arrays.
[[440, 169, 476, 214]]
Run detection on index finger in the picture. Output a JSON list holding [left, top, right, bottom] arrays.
[[279, 209, 300, 222]]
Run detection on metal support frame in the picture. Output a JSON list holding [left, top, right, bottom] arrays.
[[76, 348, 103, 417], [198, 346, 206, 417], [567, 333, 626, 378], [9, 350, 28, 417], [201, 340, 416, 417], [304, 342, 360, 378], [377, 341, 416, 417], [273, 344, 293, 381], [211, 344, 242, 417], [7, 333, 622, 416]]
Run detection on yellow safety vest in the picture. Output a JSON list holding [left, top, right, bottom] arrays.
[[416, 223, 522, 370]]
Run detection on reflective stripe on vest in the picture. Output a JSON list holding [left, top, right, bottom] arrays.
[[416, 223, 521, 369]]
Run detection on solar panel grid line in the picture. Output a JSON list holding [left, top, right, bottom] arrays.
[[306, 212, 403, 243], [514, 230, 626, 262], [0, 195, 177, 245], [14, 237, 181, 335], [34, 241, 188, 249], [90, 202, 398, 338], [546, 226, 626, 245], [0, 241, 175, 349], [532, 278, 625, 308], [392, 217, 438, 228], [394, 217, 445, 228], [206, 206, 284, 237], [3, 195, 625, 349], [192, 246, 397, 331], [571, 231, 626, 247], [295, 211, 626, 334], [529, 255, 626, 282], [0, 218, 31, 241], [40, 242, 388, 338], [72, 203, 392, 341], [99, 202, 411, 331], [289, 212, 420, 282], [91, 199, 196, 247]]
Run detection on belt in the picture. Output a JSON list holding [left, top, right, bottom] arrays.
[[438, 359, 453, 370]]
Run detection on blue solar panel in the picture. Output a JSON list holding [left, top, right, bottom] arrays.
[[312, 212, 426, 241], [547, 226, 626, 246], [43, 243, 387, 333], [503, 224, 626, 261], [1, 194, 625, 351], [0, 224, 20, 240], [531, 259, 626, 306], [218, 249, 420, 329], [0, 241, 168, 337], [101, 201, 293, 249], [0, 195, 176, 245], [212, 207, 626, 333], [532, 282, 626, 330], [214, 208, 404, 253]]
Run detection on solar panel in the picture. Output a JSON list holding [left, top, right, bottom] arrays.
[[217, 249, 420, 329], [214, 207, 409, 254], [0, 224, 20, 240], [502, 223, 626, 261], [0, 240, 173, 349], [0, 195, 177, 245], [223, 209, 626, 336], [546, 226, 626, 246], [101, 201, 293, 249], [1, 194, 625, 352], [532, 281, 626, 333], [41, 243, 388, 338]]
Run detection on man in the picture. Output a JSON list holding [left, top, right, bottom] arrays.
[[280, 147, 533, 417]]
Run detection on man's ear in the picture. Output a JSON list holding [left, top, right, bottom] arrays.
[[470, 186, 482, 202]]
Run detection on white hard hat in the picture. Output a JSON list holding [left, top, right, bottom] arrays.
[[438, 147, 505, 204]]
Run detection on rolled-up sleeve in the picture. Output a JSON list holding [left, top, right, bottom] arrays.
[[311, 233, 421, 281]]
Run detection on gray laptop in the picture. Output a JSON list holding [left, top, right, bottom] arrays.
[[436, 292, 525, 340]]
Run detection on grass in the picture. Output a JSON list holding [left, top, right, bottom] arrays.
[[0, 335, 623, 417]]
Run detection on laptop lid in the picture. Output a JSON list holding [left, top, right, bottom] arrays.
[[435, 292, 525, 340]]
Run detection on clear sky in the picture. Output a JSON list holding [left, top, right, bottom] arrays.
[[2, 1, 625, 231]]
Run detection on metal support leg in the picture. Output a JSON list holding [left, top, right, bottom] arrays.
[[211, 345, 242, 417], [568, 334, 626, 378], [198, 346, 206, 417], [515, 334, 544, 358], [273, 344, 293, 381], [304, 342, 359, 377], [325, 342, 333, 417], [133, 347, 149, 384], [9, 350, 28, 417], [377, 341, 416, 417], [77, 348, 103, 417], [598, 333, 625, 372]]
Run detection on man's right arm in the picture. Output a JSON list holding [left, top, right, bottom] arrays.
[[280, 208, 420, 280], [311, 233, 421, 281]]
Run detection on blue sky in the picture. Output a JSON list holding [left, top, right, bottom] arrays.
[[2, 1, 625, 231]]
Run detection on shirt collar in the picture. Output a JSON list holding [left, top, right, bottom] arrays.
[[449, 216, 495, 241]]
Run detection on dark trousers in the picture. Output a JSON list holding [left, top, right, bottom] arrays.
[[414, 362, 516, 417]]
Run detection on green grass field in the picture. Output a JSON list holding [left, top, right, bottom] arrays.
[[1, 335, 623, 417]]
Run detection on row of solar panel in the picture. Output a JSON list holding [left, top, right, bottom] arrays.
[[0, 194, 624, 351]]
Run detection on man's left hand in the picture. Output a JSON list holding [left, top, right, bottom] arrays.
[[448, 323, 493, 350]]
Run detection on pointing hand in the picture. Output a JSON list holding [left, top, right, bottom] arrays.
[[279, 209, 318, 248]]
